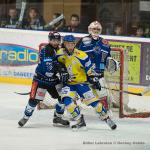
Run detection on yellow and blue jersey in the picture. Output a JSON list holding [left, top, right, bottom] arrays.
[[57, 48, 93, 85]]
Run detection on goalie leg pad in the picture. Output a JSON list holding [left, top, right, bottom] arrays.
[[99, 96, 109, 110], [94, 102, 103, 113]]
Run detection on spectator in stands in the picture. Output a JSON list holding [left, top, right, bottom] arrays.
[[144, 26, 150, 37], [135, 26, 144, 37], [24, 7, 45, 30], [62, 14, 83, 33], [1, 8, 19, 28], [45, 13, 65, 31], [113, 23, 123, 36]]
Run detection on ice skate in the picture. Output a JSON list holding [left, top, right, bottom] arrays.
[[71, 114, 87, 131], [104, 117, 117, 130], [18, 117, 29, 127], [53, 112, 70, 127]]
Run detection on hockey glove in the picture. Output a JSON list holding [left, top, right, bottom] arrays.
[[88, 76, 101, 91], [60, 72, 70, 84]]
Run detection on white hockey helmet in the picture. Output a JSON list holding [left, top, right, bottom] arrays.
[[88, 21, 102, 39]]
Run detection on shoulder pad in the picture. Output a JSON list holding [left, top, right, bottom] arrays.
[[75, 49, 88, 60], [102, 39, 109, 45], [57, 48, 64, 55], [82, 37, 92, 45]]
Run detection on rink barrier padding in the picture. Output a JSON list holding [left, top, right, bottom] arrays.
[[0, 77, 32, 85], [128, 87, 150, 96]]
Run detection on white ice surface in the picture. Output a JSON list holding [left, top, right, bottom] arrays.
[[0, 83, 150, 150]]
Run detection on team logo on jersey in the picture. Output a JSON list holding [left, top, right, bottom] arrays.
[[0, 43, 38, 66]]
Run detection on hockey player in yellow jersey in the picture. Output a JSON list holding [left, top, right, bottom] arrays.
[[57, 35, 117, 130], [57, 38, 93, 86]]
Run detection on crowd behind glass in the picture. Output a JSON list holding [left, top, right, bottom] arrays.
[[0, 6, 149, 38]]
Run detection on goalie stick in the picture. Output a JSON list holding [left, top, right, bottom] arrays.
[[101, 85, 150, 96], [90, 74, 150, 96]]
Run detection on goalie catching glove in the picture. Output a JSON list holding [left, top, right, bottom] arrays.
[[106, 57, 120, 73]]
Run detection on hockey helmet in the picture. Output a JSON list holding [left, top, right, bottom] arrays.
[[63, 35, 76, 43], [48, 31, 61, 41], [88, 21, 102, 39], [63, 35, 76, 55]]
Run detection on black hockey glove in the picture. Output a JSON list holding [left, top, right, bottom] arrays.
[[88, 76, 101, 91], [60, 72, 70, 84]]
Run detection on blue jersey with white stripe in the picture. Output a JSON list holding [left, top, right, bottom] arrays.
[[76, 35, 111, 73]]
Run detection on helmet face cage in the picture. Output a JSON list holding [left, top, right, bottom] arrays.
[[88, 21, 102, 39], [48, 32, 61, 41]]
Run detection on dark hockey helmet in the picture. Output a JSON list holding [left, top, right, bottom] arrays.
[[48, 31, 61, 41]]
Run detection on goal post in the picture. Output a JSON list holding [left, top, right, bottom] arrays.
[[104, 47, 127, 118], [108, 47, 150, 118]]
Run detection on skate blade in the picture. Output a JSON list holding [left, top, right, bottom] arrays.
[[72, 126, 87, 132], [53, 123, 70, 128], [18, 125, 23, 128]]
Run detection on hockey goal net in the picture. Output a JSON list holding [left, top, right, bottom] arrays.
[[39, 43, 150, 118]]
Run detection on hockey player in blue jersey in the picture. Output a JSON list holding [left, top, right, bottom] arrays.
[[76, 21, 135, 112], [57, 35, 117, 130], [76, 21, 120, 108], [76, 21, 119, 74], [18, 31, 70, 127]]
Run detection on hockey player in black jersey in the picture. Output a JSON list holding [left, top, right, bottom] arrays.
[[18, 31, 69, 127]]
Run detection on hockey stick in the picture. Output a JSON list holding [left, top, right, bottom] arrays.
[[101, 85, 150, 96], [44, 14, 64, 28], [18, 0, 27, 22], [17, 0, 27, 27], [14, 91, 30, 95]]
